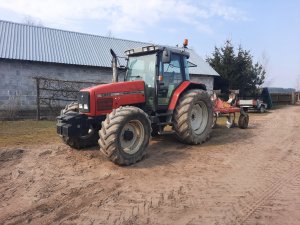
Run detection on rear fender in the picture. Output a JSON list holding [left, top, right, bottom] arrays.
[[168, 81, 207, 110]]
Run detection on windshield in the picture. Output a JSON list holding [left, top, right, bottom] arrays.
[[126, 54, 156, 88]]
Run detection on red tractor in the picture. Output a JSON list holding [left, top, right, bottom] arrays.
[[57, 43, 213, 165]]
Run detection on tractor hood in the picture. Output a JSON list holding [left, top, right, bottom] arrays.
[[80, 80, 146, 116]]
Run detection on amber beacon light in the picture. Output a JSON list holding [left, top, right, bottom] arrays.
[[183, 39, 188, 47]]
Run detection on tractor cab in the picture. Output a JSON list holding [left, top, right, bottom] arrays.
[[124, 45, 190, 112]]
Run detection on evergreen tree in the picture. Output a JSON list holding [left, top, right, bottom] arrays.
[[206, 40, 265, 97]]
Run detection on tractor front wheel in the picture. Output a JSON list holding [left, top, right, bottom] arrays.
[[99, 106, 151, 166], [173, 89, 213, 144]]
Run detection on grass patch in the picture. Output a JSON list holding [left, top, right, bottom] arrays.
[[0, 120, 60, 148]]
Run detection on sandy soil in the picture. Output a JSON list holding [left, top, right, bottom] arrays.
[[1, 105, 300, 225]]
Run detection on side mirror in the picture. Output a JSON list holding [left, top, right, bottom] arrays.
[[162, 49, 171, 63]]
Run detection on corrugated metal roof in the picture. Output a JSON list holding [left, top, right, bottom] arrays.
[[0, 20, 219, 76], [266, 87, 296, 93], [187, 48, 219, 76]]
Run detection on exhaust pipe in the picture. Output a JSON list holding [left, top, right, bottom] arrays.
[[110, 49, 118, 83]]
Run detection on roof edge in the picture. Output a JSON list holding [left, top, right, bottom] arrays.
[[0, 19, 150, 45]]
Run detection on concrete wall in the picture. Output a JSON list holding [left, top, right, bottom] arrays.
[[190, 74, 214, 93], [0, 59, 112, 111]]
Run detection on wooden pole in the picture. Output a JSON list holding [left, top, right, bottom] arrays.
[[36, 78, 40, 120]]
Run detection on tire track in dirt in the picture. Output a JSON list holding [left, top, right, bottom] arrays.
[[236, 169, 300, 225], [141, 106, 300, 225], [1, 176, 120, 225], [74, 181, 190, 225], [0, 145, 117, 225], [101, 106, 300, 225], [225, 106, 300, 224], [224, 106, 300, 225], [116, 185, 189, 224], [242, 171, 300, 225]]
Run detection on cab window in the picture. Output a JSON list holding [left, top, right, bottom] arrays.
[[158, 53, 184, 106]]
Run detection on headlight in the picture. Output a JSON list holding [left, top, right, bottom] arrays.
[[78, 91, 90, 113]]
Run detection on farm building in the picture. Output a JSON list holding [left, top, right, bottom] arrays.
[[0, 20, 219, 117], [266, 87, 297, 105]]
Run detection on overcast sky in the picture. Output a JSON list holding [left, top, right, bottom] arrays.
[[0, 0, 299, 88]]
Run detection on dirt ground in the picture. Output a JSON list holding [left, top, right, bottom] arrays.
[[1, 105, 300, 225]]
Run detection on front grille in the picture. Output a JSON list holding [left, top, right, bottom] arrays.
[[97, 98, 113, 111]]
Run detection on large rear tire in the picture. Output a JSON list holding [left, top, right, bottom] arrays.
[[99, 106, 151, 166], [173, 89, 213, 144]]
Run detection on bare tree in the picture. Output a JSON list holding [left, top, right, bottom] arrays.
[[106, 30, 114, 38], [23, 16, 44, 26], [260, 50, 273, 87]]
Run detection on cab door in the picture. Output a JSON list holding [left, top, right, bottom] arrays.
[[157, 53, 184, 110]]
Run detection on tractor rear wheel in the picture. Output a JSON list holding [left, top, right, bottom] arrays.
[[99, 106, 151, 166], [173, 89, 213, 144]]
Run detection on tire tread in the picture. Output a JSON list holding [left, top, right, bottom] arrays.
[[173, 89, 213, 145], [99, 106, 151, 166]]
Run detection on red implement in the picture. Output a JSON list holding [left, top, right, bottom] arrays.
[[212, 97, 248, 128]]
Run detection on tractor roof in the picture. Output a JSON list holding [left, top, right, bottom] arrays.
[[125, 45, 190, 58]]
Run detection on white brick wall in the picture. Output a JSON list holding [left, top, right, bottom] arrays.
[[190, 74, 214, 93], [0, 60, 112, 110]]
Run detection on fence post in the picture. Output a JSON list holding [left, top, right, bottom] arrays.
[[36, 78, 40, 120], [291, 92, 295, 104]]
